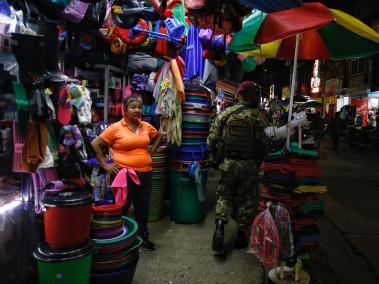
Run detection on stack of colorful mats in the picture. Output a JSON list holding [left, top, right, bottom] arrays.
[[260, 145, 328, 254], [149, 145, 168, 222], [90, 206, 142, 284]]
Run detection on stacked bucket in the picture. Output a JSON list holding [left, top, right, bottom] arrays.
[[90, 205, 142, 284], [168, 87, 211, 224], [148, 145, 168, 222], [33, 190, 95, 284]]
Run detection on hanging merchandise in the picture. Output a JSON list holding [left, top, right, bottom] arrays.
[[60, 0, 89, 24], [185, 24, 204, 79], [185, 0, 250, 35], [154, 59, 184, 145], [126, 52, 159, 73]]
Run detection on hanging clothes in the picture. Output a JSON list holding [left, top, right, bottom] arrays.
[[154, 60, 182, 145], [21, 121, 48, 173], [184, 24, 204, 80]]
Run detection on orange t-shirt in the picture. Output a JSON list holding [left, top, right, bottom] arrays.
[[100, 119, 158, 172]]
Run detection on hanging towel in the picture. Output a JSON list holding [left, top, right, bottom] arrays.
[[111, 167, 140, 206], [21, 121, 48, 173]]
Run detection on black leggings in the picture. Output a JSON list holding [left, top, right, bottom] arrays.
[[123, 171, 152, 239]]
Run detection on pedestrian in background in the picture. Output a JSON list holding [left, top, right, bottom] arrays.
[[310, 112, 324, 148], [329, 112, 345, 150]]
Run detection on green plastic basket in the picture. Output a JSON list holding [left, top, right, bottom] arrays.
[[148, 172, 167, 222]]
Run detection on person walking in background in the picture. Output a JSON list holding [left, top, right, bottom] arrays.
[[91, 95, 162, 250], [329, 112, 345, 150], [207, 81, 267, 252], [310, 112, 324, 148]]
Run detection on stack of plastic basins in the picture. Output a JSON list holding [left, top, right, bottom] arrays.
[[33, 190, 95, 284], [90, 205, 142, 284], [148, 145, 168, 222], [168, 88, 211, 224]]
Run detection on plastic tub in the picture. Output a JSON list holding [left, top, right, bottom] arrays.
[[34, 240, 96, 284], [92, 237, 142, 272], [182, 121, 209, 129], [182, 113, 209, 123], [42, 190, 93, 248], [168, 147, 208, 161], [168, 159, 208, 171], [91, 256, 139, 284]]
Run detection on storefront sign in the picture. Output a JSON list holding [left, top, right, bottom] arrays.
[[311, 60, 321, 94], [351, 98, 368, 126]]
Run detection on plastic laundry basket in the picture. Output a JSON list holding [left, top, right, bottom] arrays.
[[168, 168, 207, 224]]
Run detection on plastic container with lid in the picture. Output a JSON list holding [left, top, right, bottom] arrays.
[[33, 239, 96, 284], [42, 190, 93, 248]]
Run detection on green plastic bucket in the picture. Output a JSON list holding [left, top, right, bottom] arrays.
[[168, 168, 207, 224], [34, 240, 96, 284]]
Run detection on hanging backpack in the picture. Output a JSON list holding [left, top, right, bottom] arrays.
[[185, 0, 250, 35]]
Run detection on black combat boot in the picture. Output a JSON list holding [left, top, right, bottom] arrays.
[[212, 219, 225, 252], [234, 229, 249, 249]]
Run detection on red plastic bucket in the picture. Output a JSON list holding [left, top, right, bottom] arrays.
[[43, 190, 93, 248]]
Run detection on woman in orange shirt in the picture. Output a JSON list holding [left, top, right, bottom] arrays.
[[92, 95, 162, 250]]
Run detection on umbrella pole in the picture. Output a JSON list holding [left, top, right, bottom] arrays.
[[286, 33, 300, 149]]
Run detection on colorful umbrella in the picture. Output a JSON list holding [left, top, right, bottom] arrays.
[[230, 2, 379, 148], [229, 2, 379, 60]]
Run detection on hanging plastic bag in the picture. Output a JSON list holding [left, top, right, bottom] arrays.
[[250, 205, 280, 268], [274, 203, 294, 260]]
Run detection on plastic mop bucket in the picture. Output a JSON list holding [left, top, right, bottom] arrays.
[[168, 168, 208, 224], [34, 240, 95, 284], [42, 190, 93, 248]]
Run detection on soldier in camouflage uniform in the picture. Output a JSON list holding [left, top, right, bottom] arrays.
[[207, 81, 267, 252]]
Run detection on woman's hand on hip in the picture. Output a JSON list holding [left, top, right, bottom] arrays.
[[103, 163, 120, 175]]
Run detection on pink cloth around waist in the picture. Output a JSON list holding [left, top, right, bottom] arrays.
[[111, 168, 140, 206]]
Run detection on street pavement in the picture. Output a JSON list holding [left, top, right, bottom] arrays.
[[318, 138, 379, 284], [134, 137, 379, 284]]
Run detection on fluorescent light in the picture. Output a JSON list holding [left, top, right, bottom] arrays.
[[0, 199, 22, 215]]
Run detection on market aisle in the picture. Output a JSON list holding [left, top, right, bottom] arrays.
[[133, 170, 263, 284], [319, 138, 379, 283]]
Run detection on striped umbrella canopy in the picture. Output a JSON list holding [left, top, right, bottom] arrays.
[[229, 2, 379, 60]]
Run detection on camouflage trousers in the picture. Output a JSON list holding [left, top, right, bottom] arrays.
[[215, 160, 258, 230]]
